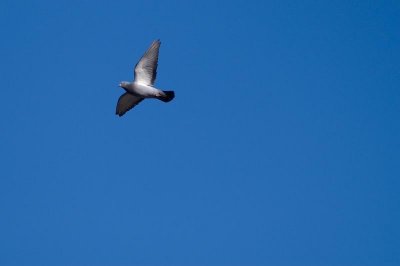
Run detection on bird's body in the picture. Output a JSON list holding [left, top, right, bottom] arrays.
[[116, 40, 174, 117], [121, 82, 164, 98]]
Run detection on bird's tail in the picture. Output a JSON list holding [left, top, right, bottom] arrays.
[[158, 91, 175, 102]]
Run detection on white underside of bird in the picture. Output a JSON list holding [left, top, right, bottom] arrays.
[[116, 39, 175, 117]]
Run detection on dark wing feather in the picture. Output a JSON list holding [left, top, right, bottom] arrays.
[[116, 92, 144, 117]]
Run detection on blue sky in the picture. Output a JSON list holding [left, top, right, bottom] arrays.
[[1, 0, 399, 265]]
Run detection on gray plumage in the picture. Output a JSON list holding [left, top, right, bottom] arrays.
[[116, 40, 175, 117]]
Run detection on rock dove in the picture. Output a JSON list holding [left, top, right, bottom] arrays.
[[116, 39, 175, 116]]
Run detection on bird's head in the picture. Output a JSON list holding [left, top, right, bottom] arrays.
[[119, 81, 129, 88]]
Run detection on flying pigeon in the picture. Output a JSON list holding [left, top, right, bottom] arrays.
[[116, 39, 175, 116]]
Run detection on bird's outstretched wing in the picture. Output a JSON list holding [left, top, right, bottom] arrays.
[[116, 93, 144, 117], [133, 40, 160, 85]]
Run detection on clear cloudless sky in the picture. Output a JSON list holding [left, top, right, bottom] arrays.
[[0, 0, 399, 265]]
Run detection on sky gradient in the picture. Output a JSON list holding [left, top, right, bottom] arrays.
[[1, 0, 399, 265]]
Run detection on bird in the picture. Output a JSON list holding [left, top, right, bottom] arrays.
[[116, 39, 175, 116]]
